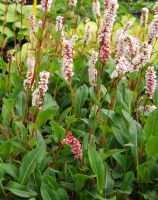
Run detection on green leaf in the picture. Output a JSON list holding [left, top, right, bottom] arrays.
[[41, 182, 59, 200], [13, 121, 27, 139], [137, 161, 153, 183], [1, 163, 18, 180], [2, 99, 14, 128], [40, 176, 68, 200], [144, 108, 158, 139], [19, 133, 46, 185], [119, 171, 134, 194], [101, 109, 128, 134], [0, 26, 14, 38], [112, 127, 126, 146], [15, 90, 25, 117], [88, 146, 105, 192], [50, 121, 66, 141], [112, 152, 127, 171], [145, 136, 158, 159], [36, 94, 59, 128], [74, 173, 95, 192], [5, 181, 37, 198], [74, 84, 88, 117]]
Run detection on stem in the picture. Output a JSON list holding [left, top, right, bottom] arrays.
[[7, 62, 11, 94], [18, 2, 24, 75], [13, 4, 18, 67], [136, 69, 143, 122]]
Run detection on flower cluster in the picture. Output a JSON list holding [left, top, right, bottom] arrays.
[[133, 42, 152, 70], [22, 0, 26, 5], [13, 0, 21, 3], [145, 105, 157, 112], [83, 25, 91, 46], [24, 56, 35, 91], [111, 56, 131, 78], [63, 133, 82, 160], [139, 104, 157, 114], [115, 31, 140, 63], [104, 0, 110, 9], [32, 71, 50, 109], [99, 0, 119, 64], [124, 21, 133, 33], [41, 0, 52, 12], [29, 12, 36, 34], [140, 8, 149, 27], [88, 51, 98, 88], [148, 12, 158, 43], [38, 20, 43, 29], [7, 50, 15, 63], [70, 35, 78, 46], [56, 16, 64, 35], [92, 0, 101, 19], [153, 2, 158, 14], [145, 67, 157, 99], [62, 39, 74, 82], [68, 0, 77, 6]]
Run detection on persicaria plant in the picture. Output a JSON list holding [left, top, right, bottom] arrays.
[[0, 0, 158, 199]]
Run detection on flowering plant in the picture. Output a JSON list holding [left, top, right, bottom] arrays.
[[0, 0, 158, 200]]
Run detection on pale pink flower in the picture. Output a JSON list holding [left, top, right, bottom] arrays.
[[22, 0, 26, 5], [111, 56, 131, 78], [69, 0, 77, 6], [38, 20, 43, 29], [29, 13, 36, 34], [32, 71, 50, 109], [92, 0, 101, 19], [145, 105, 157, 112], [88, 51, 98, 88], [63, 133, 82, 160], [133, 42, 152, 70], [145, 67, 157, 99], [115, 33, 140, 63], [13, 0, 21, 3], [62, 39, 74, 81], [148, 13, 158, 43], [99, 0, 119, 64], [41, 0, 52, 12], [56, 16, 64, 34], [141, 8, 149, 27], [24, 56, 35, 91], [124, 21, 133, 33], [83, 25, 91, 46], [139, 104, 157, 114], [70, 35, 78, 46], [153, 2, 158, 15], [104, 0, 110, 9]]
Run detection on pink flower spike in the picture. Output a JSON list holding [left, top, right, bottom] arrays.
[[92, 0, 101, 19], [41, 0, 52, 12], [64, 133, 82, 160], [83, 25, 91, 46], [99, 0, 119, 64], [29, 12, 36, 34], [145, 67, 157, 100], [88, 51, 98, 88], [32, 71, 50, 109], [62, 39, 74, 82], [104, 0, 110, 9], [68, 0, 77, 6], [24, 56, 35, 91]]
